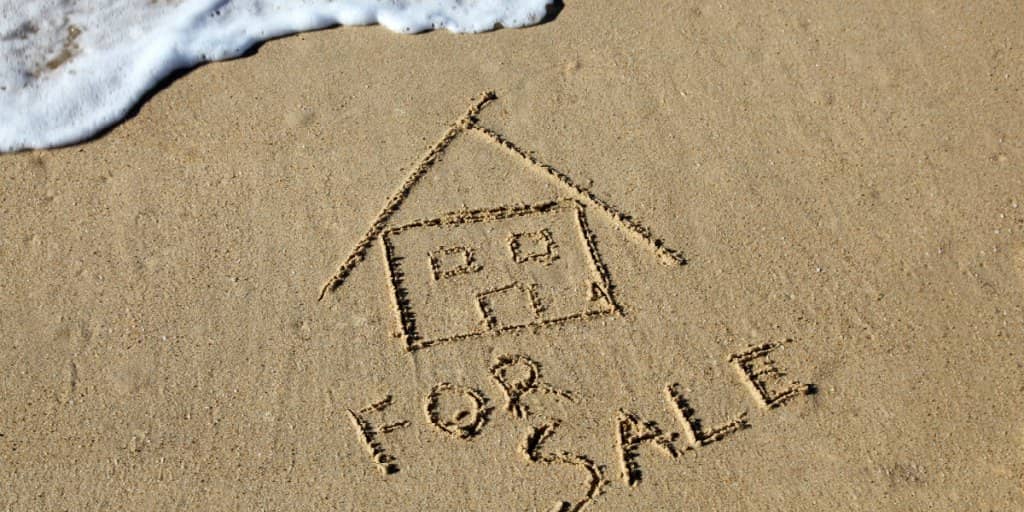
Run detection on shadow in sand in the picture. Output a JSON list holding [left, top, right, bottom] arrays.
[[541, 0, 565, 26]]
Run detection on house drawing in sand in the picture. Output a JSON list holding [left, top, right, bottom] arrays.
[[320, 91, 687, 351], [382, 199, 617, 350]]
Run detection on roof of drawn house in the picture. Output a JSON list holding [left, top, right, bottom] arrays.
[[319, 91, 686, 301]]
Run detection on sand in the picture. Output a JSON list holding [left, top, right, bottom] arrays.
[[1, 2, 1023, 510]]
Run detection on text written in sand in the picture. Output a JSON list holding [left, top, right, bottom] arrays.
[[346, 345, 812, 511], [326, 92, 815, 511]]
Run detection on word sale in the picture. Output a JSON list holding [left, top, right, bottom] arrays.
[[346, 341, 813, 511]]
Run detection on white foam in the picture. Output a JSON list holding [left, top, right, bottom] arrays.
[[0, 0, 552, 152]]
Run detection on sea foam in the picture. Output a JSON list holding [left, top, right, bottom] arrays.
[[0, 0, 552, 153]]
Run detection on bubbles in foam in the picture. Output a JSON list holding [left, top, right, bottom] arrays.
[[0, 0, 553, 152]]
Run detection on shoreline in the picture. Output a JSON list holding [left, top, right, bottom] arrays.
[[0, 2, 1021, 509]]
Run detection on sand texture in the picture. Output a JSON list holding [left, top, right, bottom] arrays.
[[1, 2, 1023, 510]]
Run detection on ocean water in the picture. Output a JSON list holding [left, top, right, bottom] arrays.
[[0, 0, 552, 153]]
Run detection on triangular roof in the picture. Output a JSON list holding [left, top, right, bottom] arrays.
[[319, 91, 685, 300]]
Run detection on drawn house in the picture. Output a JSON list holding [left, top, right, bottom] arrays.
[[320, 92, 686, 351], [381, 200, 618, 350]]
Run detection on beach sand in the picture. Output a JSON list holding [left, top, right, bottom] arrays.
[[1, 2, 1023, 510]]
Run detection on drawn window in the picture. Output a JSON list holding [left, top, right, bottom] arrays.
[[509, 228, 558, 265], [429, 246, 482, 281]]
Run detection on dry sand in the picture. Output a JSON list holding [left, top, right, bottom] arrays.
[[1, 2, 1023, 510]]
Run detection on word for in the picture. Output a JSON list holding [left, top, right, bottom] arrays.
[[346, 342, 812, 511]]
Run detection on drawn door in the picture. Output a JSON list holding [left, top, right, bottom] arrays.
[[476, 282, 542, 331]]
